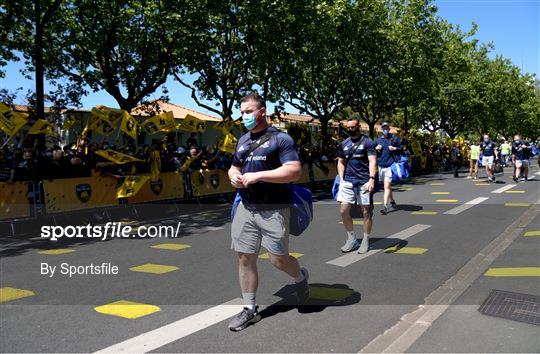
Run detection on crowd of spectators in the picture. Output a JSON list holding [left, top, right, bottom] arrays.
[[0, 133, 235, 183]]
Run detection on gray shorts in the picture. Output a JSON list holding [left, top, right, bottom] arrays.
[[231, 204, 290, 255]]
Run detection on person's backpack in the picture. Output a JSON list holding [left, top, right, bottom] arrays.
[[230, 130, 313, 236]]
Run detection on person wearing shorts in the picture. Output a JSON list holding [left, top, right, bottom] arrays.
[[337, 118, 378, 254], [467, 142, 480, 179], [512, 134, 531, 182], [227, 92, 309, 331], [480, 134, 498, 182], [375, 122, 402, 214]]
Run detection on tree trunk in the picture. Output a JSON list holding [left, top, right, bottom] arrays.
[[35, 0, 44, 120], [403, 106, 409, 134]]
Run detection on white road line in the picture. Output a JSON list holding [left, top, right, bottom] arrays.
[[443, 197, 489, 215], [326, 224, 431, 267], [95, 298, 243, 353], [536, 171, 540, 175], [491, 184, 517, 194]]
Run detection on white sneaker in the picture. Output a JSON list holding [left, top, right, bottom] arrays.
[[466, 176, 472, 179], [358, 236, 369, 254], [340, 238, 360, 253]]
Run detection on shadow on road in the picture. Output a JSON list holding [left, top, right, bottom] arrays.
[[259, 283, 361, 321]]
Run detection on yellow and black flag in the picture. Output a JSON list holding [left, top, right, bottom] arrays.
[[213, 119, 234, 134], [27, 119, 57, 136], [62, 114, 78, 130], [141, 111, 176, 135], [177, 114, 206, 133], [0, 103, 28, 138], [218, 132, 238, 154], [120, 112, 139, 140], [90, 106, 126, 136], [95, 149, 143, 164], [117, 175, 149, 198]]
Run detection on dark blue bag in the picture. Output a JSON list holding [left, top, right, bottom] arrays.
[[288, 184, 313, 236], [391, 154, 410, 182], [332, 174, 340, 200], [230, 191, 242, 221]]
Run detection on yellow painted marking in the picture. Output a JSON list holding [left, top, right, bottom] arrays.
[[339, 220, 364, 225], [524, 231, 540, 237], [308, 287, 354, 301], [485, 267, 540, 277], [384, 246, 428, 254], [399, 187, 414, 191], [94, 300, 161, 319], [0, 287, 35, 303], [436, 199, 459, 203], [430, 183, 445, 186], [259, 252, 303, 259], [505, 190, 526, 194], [151, 243, 191, 251], [431, 192, 450, 195], [504, 203, 531, 207], [37, 249, 75, 255], [373, 202, 383, 205], [412, 211, 438, 215], [129, 264, 179, 274], [475, 183, 490, 186]]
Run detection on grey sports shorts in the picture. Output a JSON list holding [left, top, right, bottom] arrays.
[[231, 204, 290, 255]]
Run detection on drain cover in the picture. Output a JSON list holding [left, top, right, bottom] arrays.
[[479, 289, 540, 326]]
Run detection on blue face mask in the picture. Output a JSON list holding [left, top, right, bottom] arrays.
[[382, 129, 390, 135], [242, 107, 262, 130]]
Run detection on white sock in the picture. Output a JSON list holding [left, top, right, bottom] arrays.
[[362, 233, 370, 242], [242, 293, 256, 310], [347, 230, 356, 240]]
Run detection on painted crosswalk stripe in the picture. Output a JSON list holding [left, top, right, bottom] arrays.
[[412, 211, 438, 215], [429, 183, 445, 186], [485, 267, 540, 277], [431, 192, 450, 195], [326, 224, 431, 267], [505, 202, 530, 207], [0, 287, 35, 303], [436, 199, 459, 203], [339, 220, 364, 225], [384, 246, 428, 254], [505, 190, 526, 194], [524, 230, 540, 237], [94, 298, 243, 353], [491, 184, 516, 194], [37, 249, 75, 255], [475, 183, 490, 186], [444, 197, 489, 215]]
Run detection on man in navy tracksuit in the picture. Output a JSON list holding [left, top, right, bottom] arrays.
[[375, 122, 402, 215]]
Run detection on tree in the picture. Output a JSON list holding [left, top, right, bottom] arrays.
[[47, 0, 197, 111]]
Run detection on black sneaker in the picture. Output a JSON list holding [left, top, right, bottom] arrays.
[[380, 206, 388, 215], [296, 267, 310, 304], [513, 176, 519, 182], [228, 306, 261, 332], [387, 203, 397, 213]]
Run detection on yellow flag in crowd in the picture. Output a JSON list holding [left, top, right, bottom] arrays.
[[213, 119, 234, 134], [27, 119, 57, 136], [0, 103, 28, 138], [177, 114, 206, 133], [141, 111, 176, 134], [95, 149, 143, 164], [62, 114, 78, 130], [120, 112, 139, 140], [90, 106, 126, 136], [218, 132, 237, 154], [117, 175, 149, 198]]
